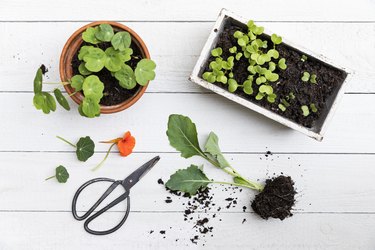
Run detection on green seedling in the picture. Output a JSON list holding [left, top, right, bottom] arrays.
[[56, 136, 95, 162], [33, 24, 156, 118], [45, 165, 69, 183], [256, 85, 276, 103], [278, 104, 287, 112], [310, 103, 318, 113], [301, 55, 308, 62], [165, 114, 263, 195], [301, 72, 310, 82], [301, 105, 310, 116], [310, 74, 317, 84]]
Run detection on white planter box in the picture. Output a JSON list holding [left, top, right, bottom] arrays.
[[189, 8, 352, 141]]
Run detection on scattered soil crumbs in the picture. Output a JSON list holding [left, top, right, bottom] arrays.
[[40, 64, 48, 74], [71, 31, 143, 106], [251, 176, 296, 220]]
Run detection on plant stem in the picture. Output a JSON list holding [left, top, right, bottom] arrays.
[[184, 180, 262, 191], [56, 136, 76, 148], [45, 175, 55, 181], [91, 143, 116, 171], [69, 91, 78, 96], [43, 82, 69, 85]]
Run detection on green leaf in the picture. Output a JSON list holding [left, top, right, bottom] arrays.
[[301, 55, 308, 62], [310, 103, 318, 113], [78, 45, 95, 60], [53, 89, 70, 111], [265, 71, 279, 82], [271, 34, 282, 45], [278, 103, 286, 111], [233, 176, 250, 186], [165, 165, 210, 196], [111, 31, 131, 51], [278, 58, 287, 70], [83, 47, 106, 72], [82, 27, 100, 44], [135, 59, 156, 86], [310, 74, 317, 84], [259, 85, 273, 95], [228, 79, 238, 93], [70, 75, 85, 91], [33, 93, 50, 114], [33, 68, 43, 94], [202, 72, 215, 83], [55, 165, 69, 183], [166, 114, 203, 158], [104, 47, 122, 72], [204, 132, 230, 168], [233, 31, 244, 39], [82, 75, 104, 101], [95, 24, 114, 42], [76, 136, 95, 162], [235, 53, 243, 61], [255, 92, 264, 100], [267, 49, 279, 59], [229, 46, 237, 53], [44, 92, 56, 112], [301, 105, 310, 116], [211, 48, 222, 57], [301, 72, 310, 82], [115, 64, 137, 89], [117, 48, 133, 62], [255, 76, 266, 85], [243, 79, 253, 95], [78, 63, 92, 76]]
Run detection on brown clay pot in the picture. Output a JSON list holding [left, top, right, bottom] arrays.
[[59, 21, 151, 114]]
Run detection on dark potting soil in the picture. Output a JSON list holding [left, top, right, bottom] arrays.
[[251, 175, 296, 220], [200, 19, 347, 128], [71, 34, 143, 106]]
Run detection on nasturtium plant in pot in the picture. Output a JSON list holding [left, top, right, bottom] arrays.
[[33, 21, 156, 118], [190, 9, 351, 141]]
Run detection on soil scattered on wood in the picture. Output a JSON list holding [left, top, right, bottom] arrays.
[[251, 175, 296, 220], [201, 18, 347, 128], [71, 32, 143, 106]]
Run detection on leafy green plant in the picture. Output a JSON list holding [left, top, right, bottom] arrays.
[[56, 136, 95, 162], [45, 165, 69, 183], [33, 24, 156, 118], [301, 55, 308, 62], [165, 114, 263, 195], [310, 103, 318, 113], [301, 105, 310, 116]]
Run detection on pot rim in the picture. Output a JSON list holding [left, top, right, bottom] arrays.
[[59, 21, 151, 114]]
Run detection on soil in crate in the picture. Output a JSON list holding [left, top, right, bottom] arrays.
[[201, 19, 347, 128]]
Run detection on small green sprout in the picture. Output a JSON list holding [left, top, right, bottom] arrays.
[[243, 79, 254, 95], [301, 72, 310, 82], [271, 34, 282, 45], [256, 85, 276, 103], [288, 92, 296, 100], [211, 47, 223, 57], [301, 105, 310, 116], [301, 55, 308, 62], [310, 74, 317, 84], [281, 98, 290, 107], [228, 79, 238, 93], [229, 46, 237, 53], [235, 53, 243, 61], [278, 58, 287, 70], [310, 103, 318, 113], [278, 103, 287, 111]]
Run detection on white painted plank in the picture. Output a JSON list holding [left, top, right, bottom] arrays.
[[0, 212, 374, 250], [1, 0, 375, 21], [1, 22, 374, 93], [0, 152, 374, 212], [0, 93, 374, 153]]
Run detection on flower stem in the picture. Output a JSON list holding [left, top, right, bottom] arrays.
[[43, 82, 69, 85], [92, 143, 116, 171], [45, 175, 55, 181], [56, 136, 76, 148]]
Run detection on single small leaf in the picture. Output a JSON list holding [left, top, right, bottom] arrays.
[[78, 63, 92, 76], [211, 48, 223, 57], [135, 59, 156, 86], [301, 105, 310, 116], [76, 136, 95, 162], [228, 79, 238, 93], [53, 89, 70, 111], [278, 103, 286, 112], [166, 114, 203, 158], [70, 75, 85, 91], [204, 132, 230, 168], [82, 75, 104, 102], [310, 103, 318, 113], [271, 34, 282, 45], [278, 58, 287, 70], [104, 47, 122, 72], [259, 85, 273, 95], [44, 92, 56, 112], [115, 64, 137, 89], [165, 165, 210, 196], [33, 93, 47, 111], [55, 165, 69, 183], [81, 97, 101, 118], [117, 48, 133, 62], [310, 74, 317, 84], [33, 68, 43, 94], [78, 45, 95, 60], [82, 27, 100, 44], [95, 24, 114, 42], [111, 31, 131, 51], [83, 47, 106, 72], [301, 72, 310, 82]]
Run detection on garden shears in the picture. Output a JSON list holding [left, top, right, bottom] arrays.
[[72, 156, 160, 235]]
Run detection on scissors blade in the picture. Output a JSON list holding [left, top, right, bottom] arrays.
[[122, 156, 160, 190]]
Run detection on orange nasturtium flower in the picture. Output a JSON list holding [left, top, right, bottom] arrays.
[[92, 131, 136, 171]]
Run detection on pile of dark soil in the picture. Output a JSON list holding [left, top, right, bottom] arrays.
[[201, 18, 347, 128], [251, 175, 296, 220], [71, 33, 142, 106]]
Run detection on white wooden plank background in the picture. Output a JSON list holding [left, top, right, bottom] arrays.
[[0, 0, 375, 249]]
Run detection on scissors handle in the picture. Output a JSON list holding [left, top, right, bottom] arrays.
[[72, 177, 131, 235]]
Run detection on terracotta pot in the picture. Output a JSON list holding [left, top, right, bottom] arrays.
[[59, 21, 151, 114]]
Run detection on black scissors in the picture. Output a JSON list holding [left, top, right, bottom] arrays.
[[72, 156, 160, 235]]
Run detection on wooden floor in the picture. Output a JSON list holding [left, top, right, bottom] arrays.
[[1, 0, 375, 249]]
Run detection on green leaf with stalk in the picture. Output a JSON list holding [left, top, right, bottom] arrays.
[[56, 135, 95, 162], [115, 64, 137, 89], [81, 97, 101, 118], [117, 48, 133, 62], [95, 24, 114, 42], [278, 103, 286, 112], [45, 165, 69, 183], [53, 88, 70, 111], [82, 75, 104, 102], [243, 79, 254, 95], [34, 68, 43, 94], [82, 27, 100, 44], [83, 47, 106, 72], [229, 46, 237, 53], [70, 75, 85, 91], [271, 34, 282, 45], [78, 63, 92, 76], [78, 46, 95, 60], [265, 70, 279, 82], [111, 31, 131, 51], [301, 55, 308, 62], [104, 47, 123, 72], [135, 59, 156, 86]]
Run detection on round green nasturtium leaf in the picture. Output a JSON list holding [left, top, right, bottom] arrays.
[[265, 71, 279, 82], [78, 45, 95, 60], [271, 34, 282, 45], [53, 88, 70, 111], [33, 93, 46, 111], [278, 58, 287, 70], [259, 85, 274, 95], [111, 31, 131, 51], [70, 75, 85, 91], [83, 47, 106, 72], [104, 47, 122, 72], [135, 59, 156, 86], [76, 136, 95, 162], [82, 27, 100, 44], [81, 97, 101, 118], [82, 75, 104, 102], [267, 49, 279, 59], [301, 72, 310, 82], [301, 105, 310, 116], [115, 64, 137, 89], [95, 24, 114, 42], [33, 68, 43, 94], [228, 79, 238, 93], [44, 92, 56, 112], [78, 103, 86, 117], [117, 48, 133, 62], [55, 165, 69, 183], [78, 63, 92, 76], [211, 48, 223, 57]]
